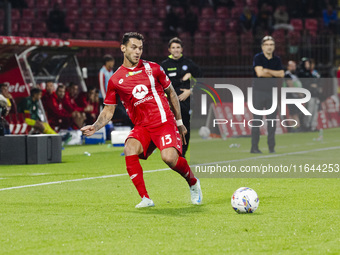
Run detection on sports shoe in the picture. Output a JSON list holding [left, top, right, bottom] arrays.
[[190, 178, 203, 205], [135, 196, 155, 208]]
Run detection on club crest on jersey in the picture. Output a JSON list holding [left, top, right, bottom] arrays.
[[146, 69, 152, 76], [132, 84, 148, 99], [126, 70, 142, 77]]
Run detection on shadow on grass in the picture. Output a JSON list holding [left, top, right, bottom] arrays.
[[125, 204, 207, 216]]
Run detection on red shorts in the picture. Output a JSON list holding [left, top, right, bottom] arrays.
[[126, 120, 182, 159]]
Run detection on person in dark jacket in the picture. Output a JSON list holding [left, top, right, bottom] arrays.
[[297, 57, 319, 131], [161, 37, 202, 157]]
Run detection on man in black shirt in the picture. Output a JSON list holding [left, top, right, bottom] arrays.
[[161, 37, 202, 157], [251, 36, 284, 153]]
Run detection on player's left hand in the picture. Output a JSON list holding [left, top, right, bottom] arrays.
[[178, 89, 191, 101], [178, 125, 187, 145]]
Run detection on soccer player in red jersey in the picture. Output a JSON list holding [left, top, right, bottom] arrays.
[[81, 32, 202, 208]]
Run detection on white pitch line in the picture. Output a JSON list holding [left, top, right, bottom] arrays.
[[0, 168, 169, 192], [0, 146, 339, 192]]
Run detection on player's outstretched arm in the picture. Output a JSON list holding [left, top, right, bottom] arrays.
[[81, 105, 116, 137], [165, 85, 187, 145]]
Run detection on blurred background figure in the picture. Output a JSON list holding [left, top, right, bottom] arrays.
[[283, 60, 303, 131], [18, 88, 56, 134], [99, 55, 115, 103], [0, 83, 17, 115], [47, 3, 69, 33], [297, 58, 320, 131]]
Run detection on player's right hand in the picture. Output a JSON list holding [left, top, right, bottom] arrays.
[[81, 125, 96, 137]]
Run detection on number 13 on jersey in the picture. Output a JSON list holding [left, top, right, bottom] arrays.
[[161, 134, 172, 146]]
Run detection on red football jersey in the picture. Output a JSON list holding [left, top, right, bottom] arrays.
[[104, 59, 174, 127]]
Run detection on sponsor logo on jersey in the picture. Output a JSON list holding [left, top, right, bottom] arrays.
[[132, 84, 148, 99], [126, 70, 142, 77], [167, 67, 177, 71], [134, 96, 154, 107], [182, 65, 188, 71], [119, 79, 124, 84], [168, 72, 176, 77]]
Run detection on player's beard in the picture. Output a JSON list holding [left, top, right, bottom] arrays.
[[126, 54, 140, 66]]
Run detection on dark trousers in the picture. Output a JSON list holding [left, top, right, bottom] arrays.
[[180, 100, 190, 157], [251, 90, 277, 151]]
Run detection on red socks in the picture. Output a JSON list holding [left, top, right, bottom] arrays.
[[125, 155, 149, 199], [171, 156, 197, 186]]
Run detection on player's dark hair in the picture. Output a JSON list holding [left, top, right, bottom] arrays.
[[121, 32, 144, 45], [168, 37, 183, 48], [261, 35, 275, 45], [0, 83, 7, 90], [56, 84, 65, 91], [103, 54, 114, 64], [30, 88, 41, 96]]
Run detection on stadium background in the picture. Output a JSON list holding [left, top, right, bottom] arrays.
[[1, 0, 339, 99]]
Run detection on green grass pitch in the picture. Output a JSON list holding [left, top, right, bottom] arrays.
[[0, 128, 339, 254]]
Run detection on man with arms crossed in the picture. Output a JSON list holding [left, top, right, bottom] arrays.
[[81, 32, 202, 208], [251, 36, 284, 154]]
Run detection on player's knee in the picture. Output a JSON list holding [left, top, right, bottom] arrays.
[[161, 153, 176, 168], [124, 139, 143, 156]]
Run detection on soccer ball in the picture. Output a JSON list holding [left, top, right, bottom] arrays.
[[231, 187, 259, 214], [198, 126, 210, 139]]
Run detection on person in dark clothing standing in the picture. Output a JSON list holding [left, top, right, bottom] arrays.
[[161, 37, 202, 157], [251, 36, 284, 154], [297, 58, 319, 131]]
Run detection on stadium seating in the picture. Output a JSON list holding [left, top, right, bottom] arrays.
[[110, 0, 123, 8], [138, 21, 151, 34], [19, 22, 33, 33], [154, 21, 164, 33], [228, 20, 239, 33], [22, 9, 35, 20], [173, 7, 185, 19], [198, 19, 211, 32], [33, 22, 48, 33], [35, 0, 49, 10], [92, 21, 107, 33], [290, 19, 303, 32], [122, 21, 136, 32], [209, 32, 224, 56], [11, 9, 21, 20], [158, 8, 167, 19], [141, 9, 154, 20], [81, 9, 94, 20], [305, 19, 318, 32], [26, 0, 35, 8], [216, 7, 230, 19], [96, 9, 109, 20], [125, 0, 139, 8], [107, 21, 121, 33], [178, 32, 192, 56], [231, 7, 243, 20], [77, 22, 91, 33], [111, 9, 124, 20], [193, 32, 208, 56], [65, 9, 79, 21], [36, 10, 48, 20], [201, 7, 215, 19], [155, 0, 167, 8], [65, 0, 79, 9], [214, 19, 227, 32], [81, 0, 94, 8], [96, 0, 109, 8]]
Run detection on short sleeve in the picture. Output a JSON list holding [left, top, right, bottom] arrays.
[[253, 54, 262, 68], [104, 78, 117, 105], [156, 64, 171, 90]]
